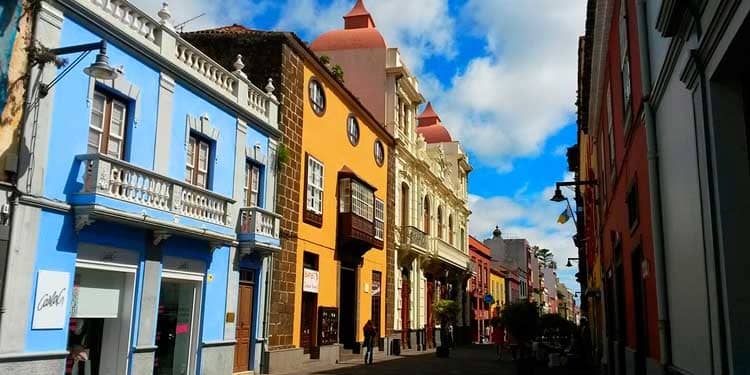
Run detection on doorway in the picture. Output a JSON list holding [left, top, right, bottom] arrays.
[[66, 266, 135, 375], [233, 269, 255, 373], [301, 252, 320, 354], [339, 266, 357, 349], [631, 247, 648, 374], [154, 278, 201, 375], [371, 271, 382, 341], [401, 269, 410, 348]]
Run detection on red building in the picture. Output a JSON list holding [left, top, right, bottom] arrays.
[[576, 0, 660, 374], [468, 236, 492, 343]]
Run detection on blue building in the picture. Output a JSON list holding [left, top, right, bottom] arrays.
[[0, 1, 281, 374]]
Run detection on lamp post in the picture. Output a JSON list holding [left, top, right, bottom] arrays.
[[566, 258, 580, 268]]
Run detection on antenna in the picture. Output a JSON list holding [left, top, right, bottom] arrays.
[[175, 12, 206, 32]]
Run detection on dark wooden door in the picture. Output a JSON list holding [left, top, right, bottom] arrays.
[[233, 283, 254, 372], [401, 275, 410, 347], [301, 292, 317, 354], [371, 271, 382, 339], [426, 280, 434, 348]]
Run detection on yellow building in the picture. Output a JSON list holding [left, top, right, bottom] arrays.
[[293, 58, 393, 357], [490, 266, 506, 316]]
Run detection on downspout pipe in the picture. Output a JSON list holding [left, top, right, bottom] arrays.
[[636, 0, 672, 368]]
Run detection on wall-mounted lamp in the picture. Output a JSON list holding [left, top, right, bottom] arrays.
[[39, 40, 119, 97], [566, 258, 580, 268]]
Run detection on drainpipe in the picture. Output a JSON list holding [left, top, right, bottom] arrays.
[[259, 252, 273, 373], [636, 0, 672, 368]]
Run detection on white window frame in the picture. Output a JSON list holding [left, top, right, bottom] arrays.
[[351, 180, 374, 221], [245, 162, 261, 207], [374, 197, 385, 240], [306, 156, 324, 214]]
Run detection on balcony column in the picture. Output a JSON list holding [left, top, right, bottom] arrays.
[[232, 119, 248, 219]]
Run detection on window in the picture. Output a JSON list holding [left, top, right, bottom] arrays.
[[619, 0, 632, 116], [374, 198, 384, 240], [88, 90, 128, 159], [437, 206, 443, 239], [351, 180, 374, 221], [423, 196, 430, 234], [607, 86, 616, 180], [448, 215, 454, 245], [309, 78, 326, 115], [305, 155, 324, 215], [245, 162, 261, 207], [347, 115, 360, 146], [186, 134, 211, 189], [374, 140, 385, 167], [627, 180, 640, 231]]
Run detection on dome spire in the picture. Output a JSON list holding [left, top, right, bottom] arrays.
[[418, 102, 441, 127], [344, 0, 376, 29]]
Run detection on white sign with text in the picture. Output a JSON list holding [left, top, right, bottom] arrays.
[[32, 270, 70, 330], [303, 268, 319, 293]]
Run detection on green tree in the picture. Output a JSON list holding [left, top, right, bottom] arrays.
[[535, 248, 554, 267]]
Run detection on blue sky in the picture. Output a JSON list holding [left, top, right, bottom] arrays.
[[136, 0, 587, 292]]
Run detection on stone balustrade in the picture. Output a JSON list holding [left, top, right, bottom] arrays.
[[78, 153, 232, 226], [239, 206, 281, 240]]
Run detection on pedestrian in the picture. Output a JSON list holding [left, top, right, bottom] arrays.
[[447, 323, 454, 348], [363, 320, 375, 365], [494, 324, 505, 359]]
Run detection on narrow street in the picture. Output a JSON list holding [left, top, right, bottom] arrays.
[[284, 345, 595, 375]]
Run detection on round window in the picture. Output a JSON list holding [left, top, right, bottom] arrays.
[[309, 78, 326, 116], [374, 140, 385, 167], [347, 115, 360, 146]]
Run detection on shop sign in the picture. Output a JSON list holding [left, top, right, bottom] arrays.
[[32, 270, 70, 330], [303, 268, 319, 293]]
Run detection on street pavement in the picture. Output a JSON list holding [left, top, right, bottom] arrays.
[[285, 344, 596, 375]]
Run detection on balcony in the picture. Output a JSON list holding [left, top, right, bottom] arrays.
[[432, 237, 470, 271], [72, 153, 235, 243], [337, 173, 383, 261], [238, 207, 281, 254], [400, 225, 428, 252]]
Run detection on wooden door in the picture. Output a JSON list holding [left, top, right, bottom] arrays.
[[401, 275, 410, 347], [371, 271, 382, 340], [233, 283, 254, 372], [301, 292, 317, 354], [426, 280, 434, 348]]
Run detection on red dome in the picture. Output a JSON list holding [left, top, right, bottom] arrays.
[[310, 28, 386, 51], [416, 125, 453, 143], [416, 102, 452, 143], [310, 0, 387, 51]]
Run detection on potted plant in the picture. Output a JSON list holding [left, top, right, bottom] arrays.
[[500, 301, 539, 373], [432, 299, 459, 358]]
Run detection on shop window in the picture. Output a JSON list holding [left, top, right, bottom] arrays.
[[88, 89, 129, 159]]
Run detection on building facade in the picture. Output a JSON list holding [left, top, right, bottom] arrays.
[[468, 236, 491, 343], [308, 0, 473, 351], [0, 1, 282, 374], [489, 264, 507, 318], [577, 0, 750, 374], [484, 227, 531, 304], [184, 24, 395, 373]]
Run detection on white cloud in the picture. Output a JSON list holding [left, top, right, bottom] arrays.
[[423, 0, 586, 172], [129, 0, 270, 31], [469, 174, 580, 289], [274, 0, 457, 72]]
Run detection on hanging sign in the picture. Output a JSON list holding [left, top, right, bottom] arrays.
[[32, 270, 70, 330], [303, 268, 319, 293]]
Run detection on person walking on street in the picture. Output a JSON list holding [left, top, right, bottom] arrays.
[[363, 320, 375, 365]]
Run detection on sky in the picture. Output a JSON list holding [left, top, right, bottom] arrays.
[[133, 0, 587, 294]]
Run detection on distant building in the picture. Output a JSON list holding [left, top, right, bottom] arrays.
[[469, 236, 491, 343]]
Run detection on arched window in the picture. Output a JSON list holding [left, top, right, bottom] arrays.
[[401, 183, 410, 227], [423, 196, 430, 234], [449, 214, 454, 245], [437, 206, 443, 240]]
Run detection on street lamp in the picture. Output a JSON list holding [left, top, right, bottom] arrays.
[[550, 187, 567, 202], [39, 40, 119, 97], [566, 258, 580, 268]]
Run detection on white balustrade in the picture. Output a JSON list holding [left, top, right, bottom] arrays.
[[89, 0, 158, 45], [432, 237, 470, 271], [175, 41, 237, 94], [239, 207, 281, 240], [79, 154, 231, 226]]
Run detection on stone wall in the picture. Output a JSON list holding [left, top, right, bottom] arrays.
[[385, 143, 396, 337]]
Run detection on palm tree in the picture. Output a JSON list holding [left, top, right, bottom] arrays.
[[535, 248, 554, 268]]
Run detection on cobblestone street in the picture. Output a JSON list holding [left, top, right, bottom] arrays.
[[281, 345, 596, 375]]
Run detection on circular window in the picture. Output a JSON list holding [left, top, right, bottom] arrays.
[[347, 115, 360, 146], [374, 140, 385, 167], [309, 78, 326, 116]]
